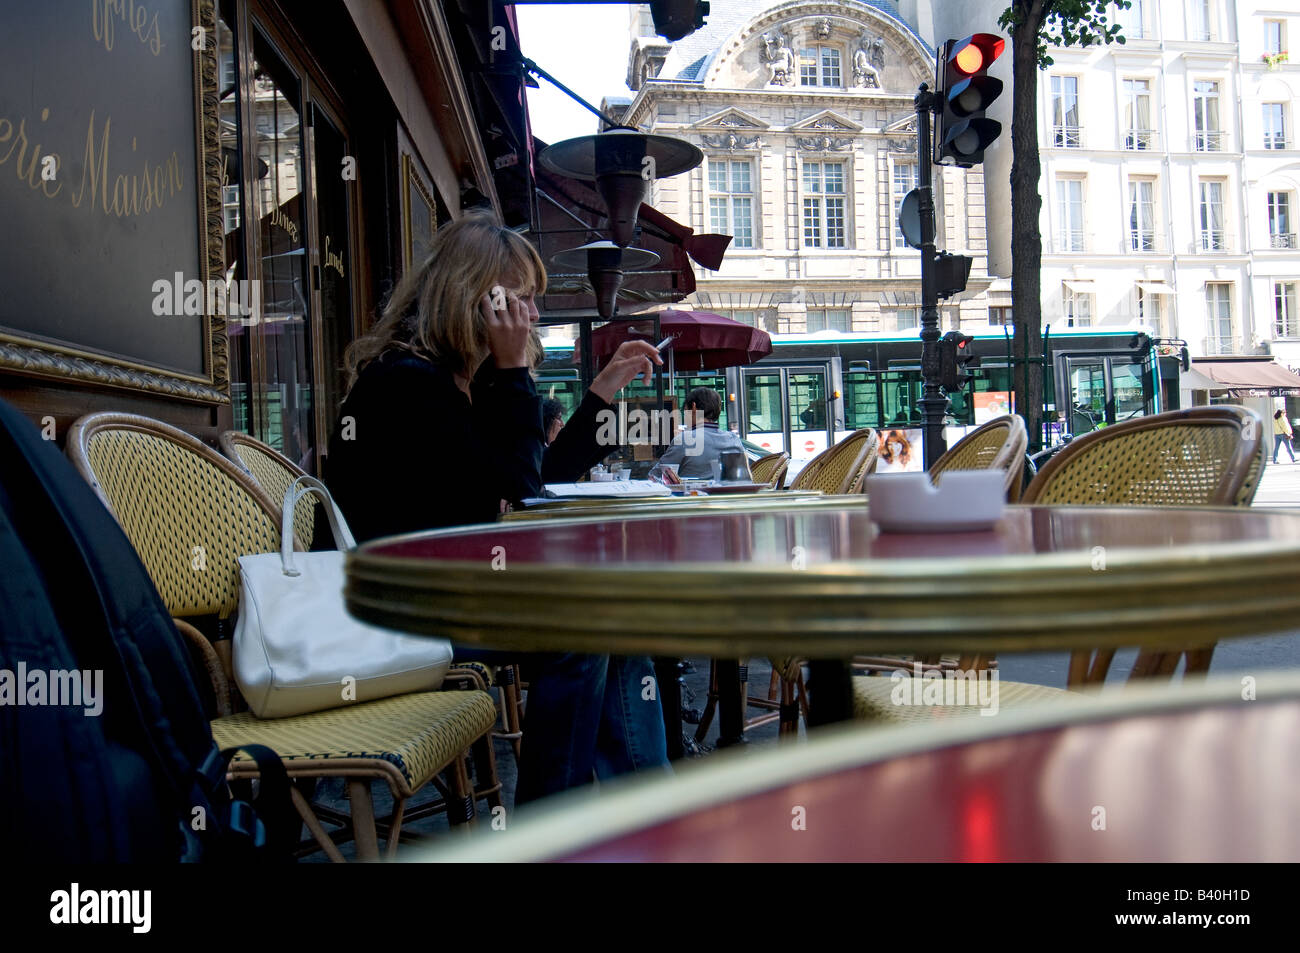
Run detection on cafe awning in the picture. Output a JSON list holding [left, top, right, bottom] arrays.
[[1190, 360, 1300, 396]]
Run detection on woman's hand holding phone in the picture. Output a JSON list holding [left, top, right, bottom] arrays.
[[480, 287, 532, 369]]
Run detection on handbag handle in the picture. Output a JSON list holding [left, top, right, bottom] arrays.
[[279, 475, 357, 577]]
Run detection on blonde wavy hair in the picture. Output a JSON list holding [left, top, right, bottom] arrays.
[[344, 212, 547, 388]]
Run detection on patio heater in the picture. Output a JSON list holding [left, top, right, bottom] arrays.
[[547, 240, 659, 387]]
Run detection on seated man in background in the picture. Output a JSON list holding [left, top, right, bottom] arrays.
[[658, 386, 745, 479]]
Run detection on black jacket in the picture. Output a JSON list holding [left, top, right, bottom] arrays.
[[321, 350, 611, 543]]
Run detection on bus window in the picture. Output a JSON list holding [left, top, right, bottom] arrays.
[[1112, 361, 1150, 423], [788, 370, 830, 461], [745, 371, 785, 454], [673, 375, 728, 430], [843, 374, 879, 431]]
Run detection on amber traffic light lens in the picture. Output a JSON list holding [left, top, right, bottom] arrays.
[[954, 44, 984, 74]]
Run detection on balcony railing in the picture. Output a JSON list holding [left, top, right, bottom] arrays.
[[1204, 336, 1236, 356], [1056, 231, 1086, 253], [1053, 125, 1083, 148], [1125, 128, 1156, 151], [1194, 130, 1225, 152], [1129, 231, 1157, 252], [1270, 233, 1297, 249], [1274, 321, 1300, 339], [1199, 230, 1227, 251]]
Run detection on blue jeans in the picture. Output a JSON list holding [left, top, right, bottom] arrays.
[[1275, 434, 1295, 463], [451, 647, 669, 804]]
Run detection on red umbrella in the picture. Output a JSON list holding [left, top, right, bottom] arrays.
[[584, 309, 773, 372]]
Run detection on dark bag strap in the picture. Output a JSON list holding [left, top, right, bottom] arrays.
[[205, 744, 297, 863]]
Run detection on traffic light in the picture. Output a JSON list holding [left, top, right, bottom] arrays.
[[934, 251, 973, 299], [935, 34, 1005, 167], [650, 1, 709, 41], [940, 331, 979, 393]]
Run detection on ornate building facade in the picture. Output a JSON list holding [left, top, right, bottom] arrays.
[[608, 0, 991, 339]]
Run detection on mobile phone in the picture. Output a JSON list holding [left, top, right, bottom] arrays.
[[655, 337, 674, 352]]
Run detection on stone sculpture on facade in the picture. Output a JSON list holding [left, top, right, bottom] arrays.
[[761, 29, 796, 86], [853, 32, 883, 88]]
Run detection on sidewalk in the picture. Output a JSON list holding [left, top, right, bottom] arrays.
[[1250, 456, 1300, 508]]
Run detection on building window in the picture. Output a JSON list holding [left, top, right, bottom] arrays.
[[1265, 20, 1286, 55], [1116, 0, 1146, 39], [799, 47, 841, 87], [806, 309, 850, 332], [988, 306, 1012, 325], [731, 310, 757, 327], [1191, 0, 1216, 41], [1206, 283, 1233, 353], [1193, 81, 1222, 151], [1275, 282, 1299, 338], [1123, 79, 1154, 149], [1128, 178, 1156, 251], [1198, 180, 1226, 250], [802, 161, 847, 248], [1063, 286, 1093, 328], [1264, 104, 1288, 150], [1136, 286, 1163, 333], [1056, 177, 1085, 252], [892, 161, 918, 249], [1268, 191, 1295, 248], [896, 308, 919, 330], [708, 159, 754, 249], [222, 183, 241, 232], [1051, 76, 1081, 147]]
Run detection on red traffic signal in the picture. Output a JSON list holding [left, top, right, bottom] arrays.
[[951, 34, 1004, 76], [936, 33, 1005, 167]]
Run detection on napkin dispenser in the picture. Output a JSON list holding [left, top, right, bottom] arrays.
[[865, 470, 1006, 533], [719, 450, 752, 483]]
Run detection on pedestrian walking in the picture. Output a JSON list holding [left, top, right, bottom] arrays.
[[1273, 409, 1295, 463]]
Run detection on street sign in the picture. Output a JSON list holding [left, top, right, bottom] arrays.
[[900, 189, 924, 249]]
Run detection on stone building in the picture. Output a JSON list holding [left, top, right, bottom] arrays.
[[608, 0, 992, 339]]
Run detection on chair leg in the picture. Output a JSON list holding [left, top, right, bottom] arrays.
[[346, 779, 380, 862], [446, 752, 477, 829], [384, 798, 407, 861], [496, 664, 524, 759], [778, 674, 800, 736], [289, 784, 346, 863], [1183, 644, 1216, 678], [471, 734, 503, 811], [694, 659, 720, 744]]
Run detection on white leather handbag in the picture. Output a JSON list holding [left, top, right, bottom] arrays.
[[233, 475, 453, 718]]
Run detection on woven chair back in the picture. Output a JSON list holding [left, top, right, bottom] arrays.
[[931, 414, 1028, 501], [67, 414, 281, 618], [1022, 407, 1263, 507], [220, 431, 315, 550], [789, 428, 878, 494]]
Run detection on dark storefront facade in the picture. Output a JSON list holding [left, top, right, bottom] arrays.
[[0, 0, 519, 460]]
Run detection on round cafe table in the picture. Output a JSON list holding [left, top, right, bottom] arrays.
[[417, 672, 1300, 862], [345, 503, 1300, 725]]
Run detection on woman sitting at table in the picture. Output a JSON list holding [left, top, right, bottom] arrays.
[[320, 212, 668, 804]]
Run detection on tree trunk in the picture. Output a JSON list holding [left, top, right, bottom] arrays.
[[1010, 2, 1045, 451]]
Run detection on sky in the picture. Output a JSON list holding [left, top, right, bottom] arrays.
[[514, 3, 635, 144]]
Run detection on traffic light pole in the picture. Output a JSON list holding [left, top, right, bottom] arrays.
[[915, 83, 947, 471]]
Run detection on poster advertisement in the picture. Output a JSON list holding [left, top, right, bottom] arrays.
[[876, 428, 923, 472], [973, 391, 1014, 424]]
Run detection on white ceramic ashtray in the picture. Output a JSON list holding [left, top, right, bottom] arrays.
[[866, 470, 1007, 534]]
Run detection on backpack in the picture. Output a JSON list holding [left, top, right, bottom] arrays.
[[0, 398, 295, 862]]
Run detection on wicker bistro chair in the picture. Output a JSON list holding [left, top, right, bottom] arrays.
[[67, 413, 500, 861], [220, 430, 528, 761], [750, 451, 791, 489], [788, 428, 879, 495], [930, 414, 1028, 501], [218, 430, 316, 552], [1021, 405, 1267, 686]]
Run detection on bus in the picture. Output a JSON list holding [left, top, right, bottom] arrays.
[[538, 327, 1182, 476]]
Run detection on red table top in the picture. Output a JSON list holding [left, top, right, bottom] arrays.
[[362, 504, 1300, 567], [422, 678, 1300, 862]]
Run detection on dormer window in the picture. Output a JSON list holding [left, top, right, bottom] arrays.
[[800, 47, 841, 87]]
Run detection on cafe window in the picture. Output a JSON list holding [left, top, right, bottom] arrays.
[[218, 1, 359, 472]]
